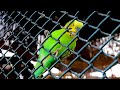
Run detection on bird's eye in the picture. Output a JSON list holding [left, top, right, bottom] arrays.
[[68, 28, 72, 30]]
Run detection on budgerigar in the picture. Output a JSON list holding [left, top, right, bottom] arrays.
[[34, 20, 83, 79]]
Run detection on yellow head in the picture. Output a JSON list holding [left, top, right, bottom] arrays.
[[64, 20, 83, 35]]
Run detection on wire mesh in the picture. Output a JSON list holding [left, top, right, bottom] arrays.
[[0, 11, 120, 79]]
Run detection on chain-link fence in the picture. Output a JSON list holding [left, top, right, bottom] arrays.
[[0, 11, 120, 79]]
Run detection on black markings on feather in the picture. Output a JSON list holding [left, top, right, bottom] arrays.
[[73, 23, 74, 26]]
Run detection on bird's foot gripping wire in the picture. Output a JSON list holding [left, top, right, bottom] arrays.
[[44, 30, 50, 37], [52, 46, 62, 56]]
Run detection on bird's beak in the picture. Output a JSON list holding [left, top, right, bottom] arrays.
[[69, 29, 77, 35]]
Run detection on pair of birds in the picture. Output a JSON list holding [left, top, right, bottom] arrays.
[[34, 19, 84, 79]]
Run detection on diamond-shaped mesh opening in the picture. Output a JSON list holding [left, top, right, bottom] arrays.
[[86, 11, 107, 27], [99, 17, 120, 34]]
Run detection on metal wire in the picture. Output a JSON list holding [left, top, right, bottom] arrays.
[[0, 11, 120, 79]]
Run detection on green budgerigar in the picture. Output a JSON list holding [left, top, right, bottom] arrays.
[[34, 20, 83, 79]]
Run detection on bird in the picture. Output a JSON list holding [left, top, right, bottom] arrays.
[[33, 20, 84, 79]]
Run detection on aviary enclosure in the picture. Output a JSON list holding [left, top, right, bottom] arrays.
[[0, 11, 120, 79]]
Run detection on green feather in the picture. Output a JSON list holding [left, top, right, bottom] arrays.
[[34, 20, 83, 79]]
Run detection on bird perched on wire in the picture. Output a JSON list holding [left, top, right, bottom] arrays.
[[33, 19, 84, 79]]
